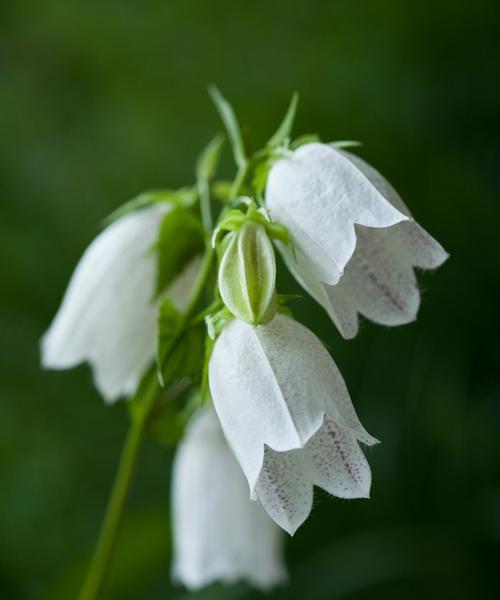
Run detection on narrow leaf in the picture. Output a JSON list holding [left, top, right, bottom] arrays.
[[208, 85, 247, 168], [196, 133, 225, 182], [267, 92, 299, 148]]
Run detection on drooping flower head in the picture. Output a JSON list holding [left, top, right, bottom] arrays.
[[41, 204, 200, 402], [266, 143, 448, 338], [209, 314, 377, 534]]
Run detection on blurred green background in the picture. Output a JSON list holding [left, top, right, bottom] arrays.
[[1, 0, 499, 598]]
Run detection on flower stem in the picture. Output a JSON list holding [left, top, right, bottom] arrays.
[[78, 408, 148, 600], [78, 244, 215, 600]]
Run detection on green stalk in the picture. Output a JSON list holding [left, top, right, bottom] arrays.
[[78, 399, 151, 600]]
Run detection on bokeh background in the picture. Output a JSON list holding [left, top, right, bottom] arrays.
[[1, 0, 499, 598]]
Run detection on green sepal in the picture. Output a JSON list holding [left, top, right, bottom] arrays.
[[214, 203, 290, 249], [329, 140, 362, 149], [267, 92, 299, 149], [205, 306, 233, 340], [200, 335, 215, 403], [266, 221, 290, 245], [218, 221, 276, 325], [154, 208, 204, 297], [103, 187, 197, 227], [252, 160, 272, 197], [291, 133, 321, 149]]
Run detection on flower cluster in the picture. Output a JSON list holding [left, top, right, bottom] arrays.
[[41, 90, 447, 592]]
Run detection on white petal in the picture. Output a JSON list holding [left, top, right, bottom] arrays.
[[340, 150, 448, 269], [209, 314, 377, 494], [339, 150, 411, 216], [278, 243, 359, 339], [323, 220, 448, 332], [172, 406, 287, 591], [277, 151, 448, 338], [266, 143, 407, 285], [255, 416, 371, 534], [41, 205, 198, 402]]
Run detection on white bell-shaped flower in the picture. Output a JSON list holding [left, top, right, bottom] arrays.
[[41, 205, 198, 402], [267, 144, 448, 338], [172, 405, 287, 591], [266, 142, 408, 285], [209, 314, 377, 535]]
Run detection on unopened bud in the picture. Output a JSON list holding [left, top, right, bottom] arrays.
[[218, 221, 276, 325]]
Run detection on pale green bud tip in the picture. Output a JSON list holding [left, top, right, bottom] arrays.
[[218, 221, 277, 325]]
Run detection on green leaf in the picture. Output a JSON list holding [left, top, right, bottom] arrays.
[[196, 133, 225, 182], [161, 325, 204, 385], [267, 92, 299, 148], [156, 299, 183, 386], [208, 85, 247, 168], [103, 187, 196, 227], [156, 299, 204, 387], [205, 306, 233, 340], [155, 208, 204, 297]]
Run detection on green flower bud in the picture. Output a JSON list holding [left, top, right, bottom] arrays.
[[218, 221, 276, 325]]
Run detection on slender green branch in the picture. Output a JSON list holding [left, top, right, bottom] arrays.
[[78, 376, 158, 600]]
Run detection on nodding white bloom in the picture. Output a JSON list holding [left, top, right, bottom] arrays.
[[41, 206, 198, 402], [209, 314, 377, 535], [266, 143, 448, 339], [172, 405, 287, 591]]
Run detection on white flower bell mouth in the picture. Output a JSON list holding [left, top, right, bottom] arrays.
[[208, 314, 377, 534], [266, 143, 448, 338], [172, 405, 287, 590], [41, 205, 199, 402]]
